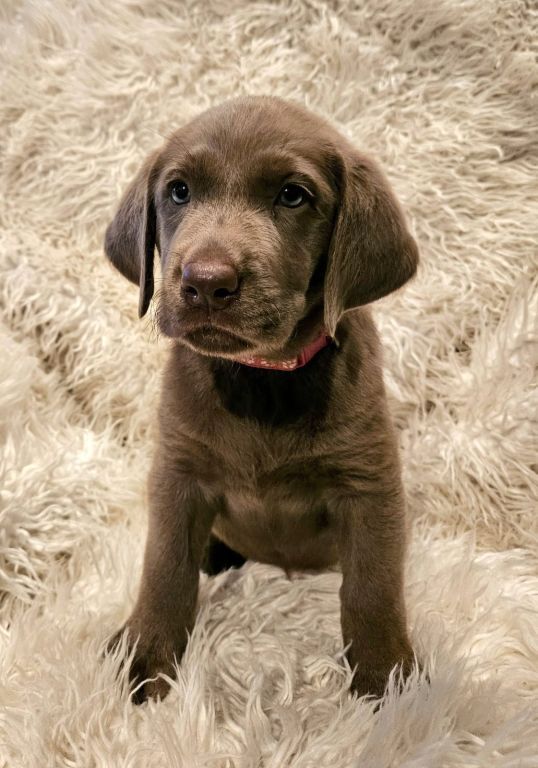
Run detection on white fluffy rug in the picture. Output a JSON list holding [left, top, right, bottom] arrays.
[[1, 1, 537, 765]]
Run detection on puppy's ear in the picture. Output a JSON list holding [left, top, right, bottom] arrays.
[[104, 151, 160, 318], [324, 149, 419, 336]]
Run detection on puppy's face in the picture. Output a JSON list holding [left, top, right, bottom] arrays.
[[105, 97, 418, 357], [153, 103, 337, 358]]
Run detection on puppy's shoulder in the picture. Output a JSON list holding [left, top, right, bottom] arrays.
[[342, 307, 381, 356]]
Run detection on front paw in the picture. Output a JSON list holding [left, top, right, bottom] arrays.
[[349, 647, 416, 700], [106, 622, 185, 704]]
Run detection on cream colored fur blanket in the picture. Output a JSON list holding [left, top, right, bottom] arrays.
[[1, 1, 537, 765]]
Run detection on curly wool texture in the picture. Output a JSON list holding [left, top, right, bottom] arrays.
[[0, 0, 537, 766]]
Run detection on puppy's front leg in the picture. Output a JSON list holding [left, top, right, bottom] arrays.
[[110, 449, 218, 703], [336, 492, 414, 700]]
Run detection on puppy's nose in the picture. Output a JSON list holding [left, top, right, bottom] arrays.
[[181, 262, 239, 309]]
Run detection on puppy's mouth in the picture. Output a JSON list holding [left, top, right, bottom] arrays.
[[157, 298, 295, 358], [183, 324, 253, 356]]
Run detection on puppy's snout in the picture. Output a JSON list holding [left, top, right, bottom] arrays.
[[181, 261, 239, 309]]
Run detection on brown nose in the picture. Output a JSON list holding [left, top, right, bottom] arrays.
[[181, 262, 239, 309]]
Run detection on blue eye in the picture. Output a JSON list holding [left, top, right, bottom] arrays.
[[277, 184, 307, 208], [171, 181, 190, 205]]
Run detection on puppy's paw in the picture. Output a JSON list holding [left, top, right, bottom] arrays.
[[106, 623, 183, 705], [349, 647, 416, 701]]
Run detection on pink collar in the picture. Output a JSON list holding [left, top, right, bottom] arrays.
[[235, 331, 332, 371]]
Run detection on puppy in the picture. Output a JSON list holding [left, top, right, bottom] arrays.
[[105, 96, 419, 704]]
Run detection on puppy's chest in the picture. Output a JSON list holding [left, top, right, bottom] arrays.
[[211, 458, 337, 569], [222, 483, 317, 525], [218, 458, 329, 533]]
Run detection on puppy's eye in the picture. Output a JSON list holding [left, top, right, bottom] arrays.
[[170, 181, 190, 205], [276, 184, 308, 208]]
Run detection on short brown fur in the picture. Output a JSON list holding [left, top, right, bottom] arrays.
[[105, 96, 419, 703]]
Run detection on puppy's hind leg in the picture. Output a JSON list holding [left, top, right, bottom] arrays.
[[202, 533, 247, 576]]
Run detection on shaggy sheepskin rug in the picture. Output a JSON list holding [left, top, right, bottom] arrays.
[[1, 0, 537, 765]]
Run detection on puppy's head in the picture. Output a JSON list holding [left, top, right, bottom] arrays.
[[105, 97, 418, 358]]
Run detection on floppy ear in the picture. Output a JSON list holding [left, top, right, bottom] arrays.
[[324, 149, 419, 336], [104, 151, 160, 318]]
